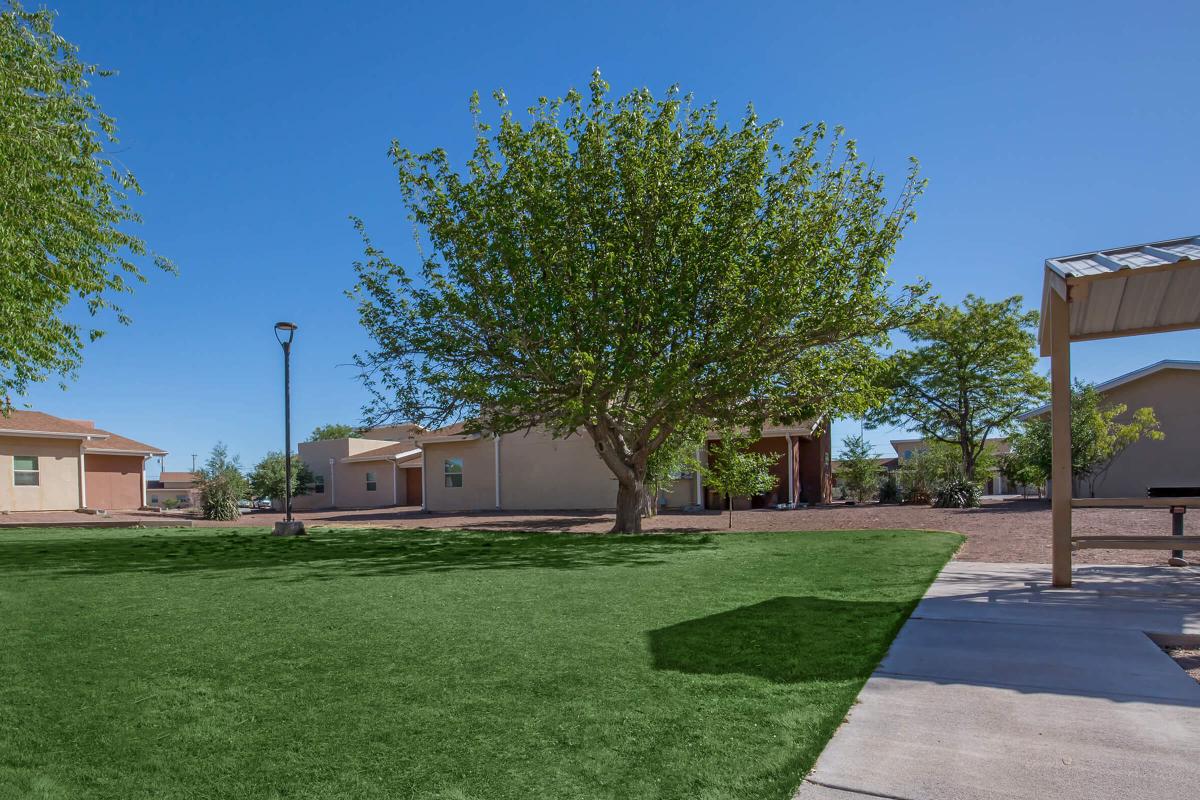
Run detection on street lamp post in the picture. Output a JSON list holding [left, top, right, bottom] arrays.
[[273, 321, 305, 536]]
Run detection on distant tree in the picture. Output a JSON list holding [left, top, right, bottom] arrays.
[[195, 443, 247, 521], [869, 295, 1047, 479], [1013, 381, 1163, 497], [248, 451, 315, 502], [351, 71, 928, 532], [309, 423, 360, 441], [0, 3, 172, 409], [644, 423, 704, 516], [837, 434, 881, 503], [702, 434, 780, 528]]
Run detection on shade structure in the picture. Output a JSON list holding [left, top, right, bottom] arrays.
[[1040, 234, 1200, 587]]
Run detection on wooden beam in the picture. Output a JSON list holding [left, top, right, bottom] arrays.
[[1073, 497, 1200, 508], [1050, 288, 1073, 587], [1072, 536, 1200, 550]]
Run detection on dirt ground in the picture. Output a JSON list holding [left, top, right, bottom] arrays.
[[3, 498, 1195, 567]]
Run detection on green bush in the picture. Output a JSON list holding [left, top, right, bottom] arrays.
[[199, 473, 242, 521], [878, 472, 900, 504], [932, 476, 982, 508]]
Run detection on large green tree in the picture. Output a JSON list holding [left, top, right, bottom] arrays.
[[869, 295, 1047, 479], [836, 434, 881, 503], [0, 3, 172, 408], [353, 72, 926, 532]]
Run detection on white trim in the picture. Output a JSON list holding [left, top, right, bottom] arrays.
[[420, 448, 427, 511], [416, 433, 480, 445], [78, 443, 87, 508], [494, 434, 501, 509], [141, 457, 148, 508], [83, 448, 167, 457], [341, 448, 421, 464], [0, 430, 107, 441]]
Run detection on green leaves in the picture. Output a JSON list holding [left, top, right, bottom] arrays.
[[836, 434, 882, 503], [0, 2, 172, 409], [352, 72, 924, 527], [869, 294, 1047, 475]]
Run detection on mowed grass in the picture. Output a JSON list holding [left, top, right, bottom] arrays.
[[0, 526, 960, 800]]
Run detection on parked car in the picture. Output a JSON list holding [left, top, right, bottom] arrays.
[[255, 499, 272, 510]]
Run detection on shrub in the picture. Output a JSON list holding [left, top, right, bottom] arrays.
[[932, 475, 982, 508], [878, 472, 900, 504]]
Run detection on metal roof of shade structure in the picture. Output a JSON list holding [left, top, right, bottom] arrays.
[[1038, 234, 1200, 354], [1039, 233, 1200, 589]]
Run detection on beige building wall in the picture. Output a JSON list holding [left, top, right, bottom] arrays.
[[0, 436, 83, 512], [423, 438, 497, 512], [1084, 368, 1200, 498], [294, 438, 408, 510], [498, 429, 617, 510]]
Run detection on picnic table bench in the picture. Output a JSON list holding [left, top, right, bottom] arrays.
[[1071, 490, 1199, 565]]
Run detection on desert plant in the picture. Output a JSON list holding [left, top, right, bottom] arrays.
[[162, 498, 180, 510], [932, 475, 982, 508], [837, 434, 881, 503]]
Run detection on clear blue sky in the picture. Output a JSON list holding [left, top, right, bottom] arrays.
[[25, 0, 1200, 475]]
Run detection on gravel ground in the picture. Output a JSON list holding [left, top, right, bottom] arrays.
[[4, 498, 1194, 566]]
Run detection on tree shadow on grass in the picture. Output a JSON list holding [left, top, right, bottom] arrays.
[[0, 528, 718, 580], [648, 596, 914, 683]]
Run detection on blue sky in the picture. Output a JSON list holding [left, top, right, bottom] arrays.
[[25, 0, 1200, 475]]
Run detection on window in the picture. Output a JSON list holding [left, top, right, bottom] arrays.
[[903, 450, 913, 460], [313, 475, 325, 494], [13, 455, 38, 486], [444, 457, 463, 488], [365, 471, 377, 492], [150, 495, 160, 505]]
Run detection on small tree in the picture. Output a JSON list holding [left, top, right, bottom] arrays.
[[702, 434, 779, 528], [351, 72, 927, 533], [309, 423, 360, 441], [837, 434, 881, 503], [248, 451, 315, 503], [195, 443, 247, 521], [1013, 381, 1163, 497], [869, 295, 1047, 479]]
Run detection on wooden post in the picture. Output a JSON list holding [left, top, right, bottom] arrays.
[[1050, 285, 1073, 587]]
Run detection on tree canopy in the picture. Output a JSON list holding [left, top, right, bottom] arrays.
[[0, 3, 171, 409], [309, 423, 361, 441], [248, 451, 315, 501], [868, 295, 1046, 477], [1010, 381, 1163, 497], [353, 71, 926, 531], [836, 434, 881, 503]]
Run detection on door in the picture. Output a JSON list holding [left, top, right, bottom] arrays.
[[404, 467, 422, 506]]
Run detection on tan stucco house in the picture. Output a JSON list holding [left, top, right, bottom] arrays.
[[1021, 360, 1199, 498], [0, 411, 166, 513], [296, 421, 832, 513]]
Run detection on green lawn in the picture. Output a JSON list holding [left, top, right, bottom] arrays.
[[0, 526, 960, 800]]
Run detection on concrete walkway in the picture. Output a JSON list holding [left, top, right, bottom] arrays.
[[795, 561, 1200, 800]]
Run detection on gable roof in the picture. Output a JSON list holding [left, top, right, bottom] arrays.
[[159, 471, 197, 483], [341, 442, 422, 463], [84, 429, 167, 456], [0, 410, 108, 439], [1020, 360, 1200, 420]]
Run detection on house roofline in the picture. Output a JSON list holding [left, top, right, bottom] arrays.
[[0, 430, 109, 441], [1018, 359, 1200, 420]]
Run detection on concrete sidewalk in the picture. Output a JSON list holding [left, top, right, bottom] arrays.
[[795, 561, 1200, 800]]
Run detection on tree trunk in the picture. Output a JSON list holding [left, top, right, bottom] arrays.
[[613, 481, 649, 533], [728, 493, 733, 529]]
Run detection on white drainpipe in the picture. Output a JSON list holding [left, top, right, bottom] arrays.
[[694, 448, 703, 507], [420, 448, 427, 511], [494, 434, 501, 509], [786, 435, 794, 506], [392, 460, 398, 505], [141, 457, 148, 508], [329, 457, 336, 508], [78, 442, 87, 509]]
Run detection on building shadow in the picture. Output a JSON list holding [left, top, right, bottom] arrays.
[[0, 528, 718, 580], [647, 596, 914, 684]]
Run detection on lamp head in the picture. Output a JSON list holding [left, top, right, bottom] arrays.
[[274, 321, 298, 345]]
